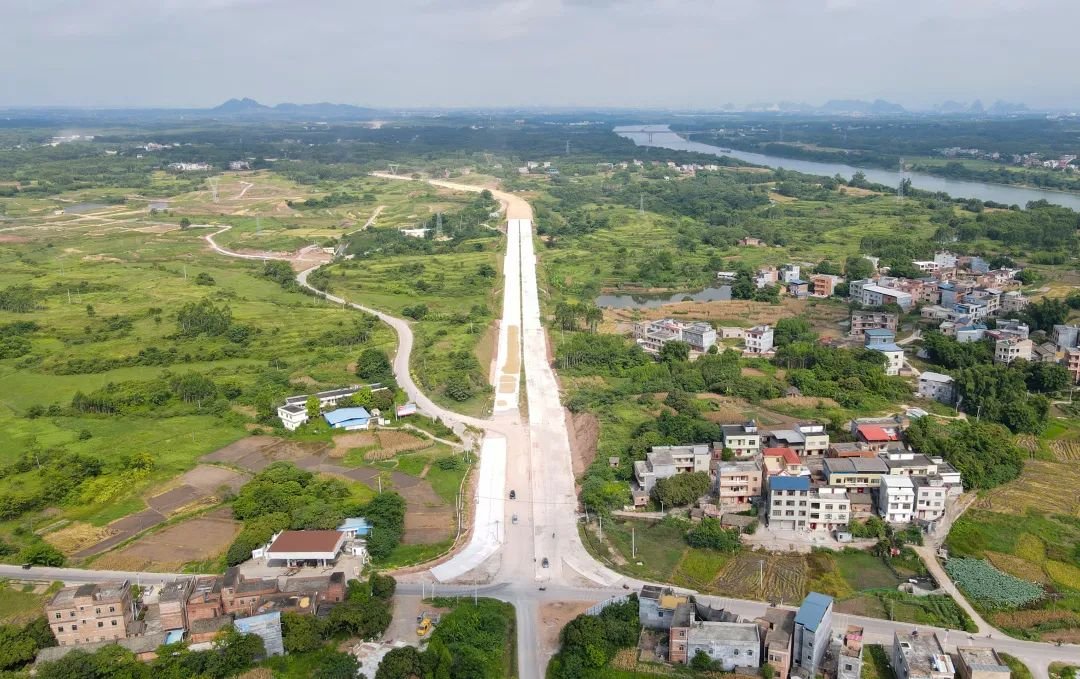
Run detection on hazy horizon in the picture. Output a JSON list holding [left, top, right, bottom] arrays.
[[2, 0, 1078, 110]]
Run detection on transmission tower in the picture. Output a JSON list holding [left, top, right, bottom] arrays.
[[388, 163, 399, 175], [898, 158, 906, 202], [208, 177, 219, 203], [435, 212, 443, 239]]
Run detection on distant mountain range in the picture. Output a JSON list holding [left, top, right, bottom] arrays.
[[210, 97, 377, 118], [742, 98, 1032, 116]]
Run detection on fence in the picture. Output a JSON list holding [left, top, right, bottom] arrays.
[[585, 594, 631, 617]]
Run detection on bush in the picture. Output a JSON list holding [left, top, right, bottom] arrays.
[[686, 518, 742, 552]]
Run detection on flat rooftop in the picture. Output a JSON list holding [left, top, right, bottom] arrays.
[[687, 621, 760, 645]]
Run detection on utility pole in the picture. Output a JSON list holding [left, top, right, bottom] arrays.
[[759, 559, 765, 591], [632, 526, 636, 559], [598, 513, 602, 541]]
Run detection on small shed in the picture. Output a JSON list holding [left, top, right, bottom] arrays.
[[785, 386, 802, 398], [324, 407, 373, 430]]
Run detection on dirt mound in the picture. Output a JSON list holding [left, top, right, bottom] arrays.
[[567, 410, 600, 477]]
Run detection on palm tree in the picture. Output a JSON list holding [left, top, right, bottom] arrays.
[[584, 305, 603, 332], [554, 302, 579, 331]]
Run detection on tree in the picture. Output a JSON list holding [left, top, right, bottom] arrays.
[[20, 541, 65, 566], [1025, 361, 1070, 394], [844, 255, 875, 280], [652, 471, 711, 507], [554, 302, 581, 331], [351, 388, 375, 408], [443, 374, 474, 401], [813, 260, 842, 275], [312, 651, 361, 679], [584, 305, 604, 332], [904, 417, 1024, 490], [773, 317, 816, 348], [356, 348, 394, 383], [686, 517, 742, 552], [282, 612, 324, 653], [761, 662, 777, 679], [1022, 297, 1069, 333], [306, 395, 321, 419], [179, 217, 191, 230], [0, 617, 57, 671], [375, 646, 424, 679], [658, 340, 690, 363]]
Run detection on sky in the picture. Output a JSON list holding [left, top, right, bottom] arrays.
[[1, 0, 1078, 109]]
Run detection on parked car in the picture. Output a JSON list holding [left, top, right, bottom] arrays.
[[509, 490, 516, 500], [541, 557, 549, 568]]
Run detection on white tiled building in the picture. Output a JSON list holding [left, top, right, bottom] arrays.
[[744, 325, 775, 355], [879, 475, 915, 524], [917, 372, 954, 404]]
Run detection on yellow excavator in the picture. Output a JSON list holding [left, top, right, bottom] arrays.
[[416, 612, 432, 637]]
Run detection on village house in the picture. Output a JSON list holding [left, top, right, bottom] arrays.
[[763, 447, 808, 477], [917, 372, 954, 404], [719, 420, 761, 458], [766, 423, 830, 457], [822, 457, 888, 492], [854, 423, 901, 450], [634, 445, 711, 495], [744, 325, 775, 355], [879, 475, 915, 524], [46, 582, 135, 646], [891, 631, 955, 679], [1067, 349, 1080, 384], [867, 341, 904, 376], [956, 647, 1011, 679], [756, 608, 796, 679], [793, 593, 834, 677], [323, 407, 374, 430], [277, 385, 369, 430], [831, 626, 866, 679], [714, 460, 762, 509], [849, 280, 914, 309], [755, 266, 780, 289], [809, 273, 843, 298], [767, 477, 850, 533], [849, 310, 898, 338], [633, 318, 717, 354], [994, 337, 1033, 365], [739, 236, 765, 247]]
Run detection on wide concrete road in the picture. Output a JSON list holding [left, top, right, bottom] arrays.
[[0, 565, 197, 586]]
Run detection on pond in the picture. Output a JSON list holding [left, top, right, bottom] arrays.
[[595, 285, 731, 309]]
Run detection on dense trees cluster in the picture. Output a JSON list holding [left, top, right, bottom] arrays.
[[0, 616, 56, 672], [652, 471, 711, 507], [224, 462, 405, 565], [283, 574, 394, 655], [375, 598, 515, 679], [905, 418, 1025, 490], [34, 627, 264, 679], [952, 363, 1050, 433], [685, 517, 743, 552], [775, 342, 910, 410], [0, 284, 38, 312], [547, 596, 640, 679]]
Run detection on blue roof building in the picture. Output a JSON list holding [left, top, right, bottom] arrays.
[[324, 407, 372, 430], [769, 476, 810, 492], [234, 611, 284, 657], [337, 517, 372, 537], [794, 592, 834, 674]]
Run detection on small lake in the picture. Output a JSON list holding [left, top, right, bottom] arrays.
[[596, 285, 731, 309], [62, 202, 110, 214]]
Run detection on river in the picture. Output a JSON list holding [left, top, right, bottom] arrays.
[[615, 125, 1080, 211]]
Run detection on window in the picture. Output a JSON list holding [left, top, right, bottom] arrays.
[[97, 621, 103, 628], [72, 625, 77, 631], [55, 612, 61, 620], [58, 626, 64, 632], [111, 620, 117, 626], [109, 606, 115, 613], [95, 608, 101, 614], [735, 649, 740, 656], [70, 611, 75, 617]]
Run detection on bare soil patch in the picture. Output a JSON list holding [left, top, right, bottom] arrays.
[[740, 367, 766, 378], [838, 186, 880, 197], [74, 509, 164, 557], [44, 523, 117, 554], [761, 396, 840, 409], [92, 508, 240, 572], [0, 235, 30, 243], [567, 410, 600, 477], [328, 432, 378, 458]]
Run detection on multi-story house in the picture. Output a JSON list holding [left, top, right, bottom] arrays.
[[822, 457, 888, 492], [912, 476, 949, 524], [864, 328, 896, 346], [868, 342, 904, 376], [879, 475, 915, 524], [955, 324, 987, 343], [849, 311, 898, 338], [891, 631, 955, 679], [756, 609, 795, 679], [719, 420, 760, 458], [780, 264, 801, 283], [638, 585, 689, 630], [763, 447, 808, 477], [633, 318, 717, 354], [851, 281, 914, 309], [744, 325, 775, 354], [756, 266, 780, 288], [633, 445, 711, 495], [994, 337, 1033, 364], [917, 372, 954, 404], [793, 593, 834, 677], [1067, 349, 1080, 384], [1053, 324, 1080, 351], [715, 460, 762, 509], [768, 478, 849, 533], [46, 582, 134, 646], [809, 273, 843, 298], [956, 648, 1011, 679], [833, 626, 866, 679], [765, 424, 829, 457], [1000, 291, 1028, 313]]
